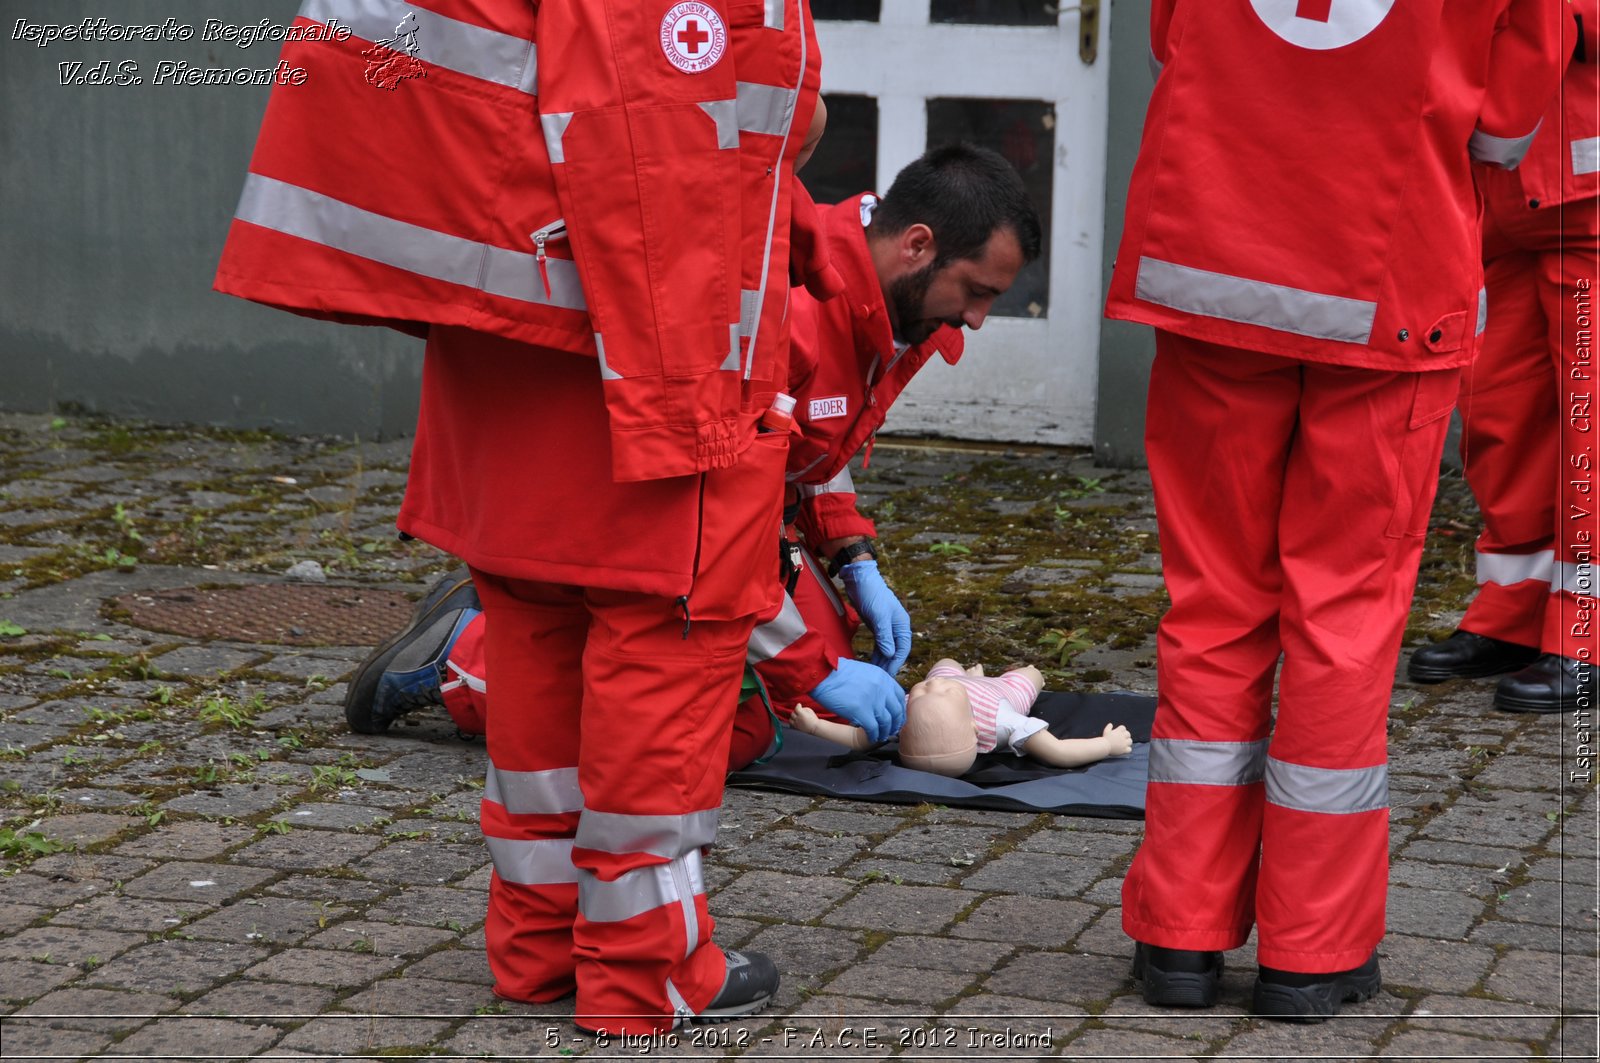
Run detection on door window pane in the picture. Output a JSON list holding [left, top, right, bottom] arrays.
[[931, 0, 1056, 26], [812, 0, 880, 20], [926, 97, 1053, 318], [801, 94, 878, 206]]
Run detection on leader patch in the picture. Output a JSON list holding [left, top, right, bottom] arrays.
[[809, 396, 848, 421], [1248, 0, 1395, 51], [661, 3, 727, 73]]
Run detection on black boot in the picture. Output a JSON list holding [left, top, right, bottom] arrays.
[[1253, 952, 1381, 1023], [1406, 630, 1540, 683], [1494, 654, 1595, 714], [1131, 942, 1223, 1008]]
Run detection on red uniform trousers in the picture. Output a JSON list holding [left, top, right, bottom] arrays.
[[474, 572, 753, 1030], [1458, 200, 1600, 660], [444, 541, 859, 769], [1124, 331, 1459, 972]]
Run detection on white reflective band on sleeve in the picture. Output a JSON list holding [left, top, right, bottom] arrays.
[[300, 0, 536, 93], [698, 99, 740, 150], [1477, 548, 1553, 588], [485, 836, 582, 885], [540, 111, 573, 164], [1469, 122, 1541, 169], [1148, 47, 1163, 80], [1148, 738, 1268, 786], [485, 763, 583, 815], [235, 174, 588, 311], [1265, 757, 1387, 816], [763, 0, 785, 29], [1477, 287, 1488, 336], [738, 288, 763, 339], [579, 850, 705, 924], [576, 808, 720, 859], [594, 333, 622, 380], [796, 466, 856, 499], [1573, 137, 1600, 176], [736, 82, 798, 137], [1554, 559, 1595, 597], [747, 593, 807, 663], [1134, 257, 1377, 345]]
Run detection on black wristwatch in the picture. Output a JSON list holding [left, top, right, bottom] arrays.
[[829, 539, 878, 577]]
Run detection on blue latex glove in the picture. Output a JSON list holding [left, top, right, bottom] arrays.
[[838, 558, 913, 675], [808, 658, 907, 743]]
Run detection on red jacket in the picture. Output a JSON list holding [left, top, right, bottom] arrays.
[[1105, 0, 1565, 371], [215, 0, 822, 483], [751, 194, 965, 700], [786, 194, 964, 547], [1478, 1, 1600, 216]]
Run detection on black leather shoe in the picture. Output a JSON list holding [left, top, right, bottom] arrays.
[[1406, 630, 1540, 683], [1253, 951, 1381, 1023], [1494, 654, 1596, 714], [1131, 942, 1222, 1008]]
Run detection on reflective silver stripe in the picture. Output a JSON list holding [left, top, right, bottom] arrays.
[[300, 0, 536, 93], [722, 323, 742, 372], [1135, 256, 1377, 345], [698, 99, 740, 150], [666, 978, 693, 1024], [1478, 549, 1552, 588], [579, 850, 704, 923], [576, 808, 719, 859], [485, 763, 583, 815], [763, 0, 784, 29], [485, 836, 582, 886], [748, 593, 806, 663], [595, 333, 622, 380], [1477, 287, 1488, 337], [1469, 121, 1541, 169], [1265, 757, 1387, 816], [802, 546, 847, 616], [786, 451, 829, 483], [796, 466, 855, 499], [235, 174, 588, 311], [742, 0, 806, 379], [540, 111, 573, 165], [736, 82, 798, 137], [1148, 47, 1163, 80], [1148, 737, 1268, 787], [1574, 137, 1600, 177], [738, 288, 763, 339], [670, 852, 698, 957], [1554, 559, 1595, 597]]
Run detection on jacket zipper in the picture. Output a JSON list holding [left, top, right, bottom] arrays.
[[676, 473, 708, 639], [530, 219, 567, 300]]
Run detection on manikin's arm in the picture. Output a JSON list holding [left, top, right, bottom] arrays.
[[788, 705, 874, 750], [1017, 723, 1134, 767]]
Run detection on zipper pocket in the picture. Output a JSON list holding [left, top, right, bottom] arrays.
[[529, 218, 568, 300]]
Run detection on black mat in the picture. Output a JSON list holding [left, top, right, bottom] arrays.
[[727, 690, 1156, 818]]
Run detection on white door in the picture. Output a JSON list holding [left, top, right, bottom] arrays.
[[806, 0, 1110, 446]]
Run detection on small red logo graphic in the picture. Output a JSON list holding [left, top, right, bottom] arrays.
[[660, 2, 727, 74], [363, 11, 426, 90]]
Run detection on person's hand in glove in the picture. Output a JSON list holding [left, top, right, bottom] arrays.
[[807, 657, 907, 742], [838, 558, 913, 675]]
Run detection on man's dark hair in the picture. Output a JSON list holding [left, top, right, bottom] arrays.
[[869, 143, 1042, 266]]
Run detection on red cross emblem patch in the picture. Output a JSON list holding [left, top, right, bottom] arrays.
[[661, 2, 727, 73]]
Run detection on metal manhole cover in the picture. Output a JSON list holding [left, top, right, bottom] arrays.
[[111, 583, 414, 646]]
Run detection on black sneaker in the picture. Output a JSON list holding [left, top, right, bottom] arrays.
[[1253, 951, 1381, 1023], [692, 949, 779, 1024], [576, 950, 780, 1037], [1131, 942, 1223, 1008], [343, 570, 480, 734]]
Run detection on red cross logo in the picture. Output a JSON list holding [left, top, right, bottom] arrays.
[[1250, 0, 1395, 50], [1294, 0, 1333, 20], [677, 19, 710, 54]]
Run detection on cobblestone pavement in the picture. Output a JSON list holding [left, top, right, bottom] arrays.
[[0, 411, 1593, 1061]]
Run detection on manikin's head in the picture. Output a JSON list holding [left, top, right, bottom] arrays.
[[867, 143, 1043, 346], [898, 674, 979, 778]]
